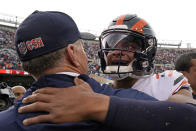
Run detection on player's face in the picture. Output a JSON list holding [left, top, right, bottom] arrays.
[[106, 41, 141, 66], [185, 59, 196, 90]]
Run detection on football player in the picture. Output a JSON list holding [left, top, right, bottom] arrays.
[[98, 14, 194, 102]]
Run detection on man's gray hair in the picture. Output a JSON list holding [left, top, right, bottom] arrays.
[[22, 40, 82, 77]]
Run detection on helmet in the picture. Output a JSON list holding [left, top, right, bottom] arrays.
[[98, 14, 157, 80]]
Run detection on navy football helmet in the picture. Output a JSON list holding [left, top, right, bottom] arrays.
[[99, 14, 157, 80]]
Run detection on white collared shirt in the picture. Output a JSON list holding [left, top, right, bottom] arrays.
[[56, 72, 80, 77]]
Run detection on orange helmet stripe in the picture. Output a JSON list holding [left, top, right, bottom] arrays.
[[115, 15, 126, 25], [131, 19, 147, 34]]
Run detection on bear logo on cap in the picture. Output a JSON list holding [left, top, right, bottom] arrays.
[[18, 42, 27, 55], [17, 37, 45, 55]]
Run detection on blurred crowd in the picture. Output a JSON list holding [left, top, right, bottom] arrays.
[[0, 28, 196, 74], [0, 29, 22, 70], [154, 48, 196, 73], [83, 40, 101, 75]]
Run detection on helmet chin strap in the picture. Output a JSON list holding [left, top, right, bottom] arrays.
[[104, 61, 135, 80], [104, 60, 153, 80], [106, 70, 153, 80]]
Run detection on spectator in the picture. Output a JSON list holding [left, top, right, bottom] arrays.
[[11, 85, 26, 101]]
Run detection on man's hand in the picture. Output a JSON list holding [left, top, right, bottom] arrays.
[[18, 77, 109, 126]]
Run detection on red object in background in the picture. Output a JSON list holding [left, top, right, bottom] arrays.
[[0, 69, 29, 75]]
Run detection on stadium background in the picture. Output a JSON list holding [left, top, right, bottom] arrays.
[[0, 13, 195, 89]]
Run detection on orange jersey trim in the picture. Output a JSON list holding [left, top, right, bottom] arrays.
[[168, 70, 174, 77], [156, 74, 159, 79], [172, 80, 189, 95]]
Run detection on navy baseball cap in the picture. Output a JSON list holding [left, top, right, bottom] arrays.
[[15, 10, 81, 61]]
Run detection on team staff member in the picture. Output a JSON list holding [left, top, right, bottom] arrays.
[[175, 52, 196, 99], [0, 10, 158, 131]]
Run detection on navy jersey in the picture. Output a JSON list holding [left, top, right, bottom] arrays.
[[0, 74, 157, 131]]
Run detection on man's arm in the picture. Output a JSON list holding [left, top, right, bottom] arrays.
[[18, 78, 196, 131], [19, 78, 109, 124], [19, 87, 196, 131], [106, 96, 196, 131]]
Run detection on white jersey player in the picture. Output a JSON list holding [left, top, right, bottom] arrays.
[[132, 70, 190, 100], [98, 14, 194, 103]]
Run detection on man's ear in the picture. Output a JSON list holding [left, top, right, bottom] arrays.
[[66, 44, 80, 67]]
